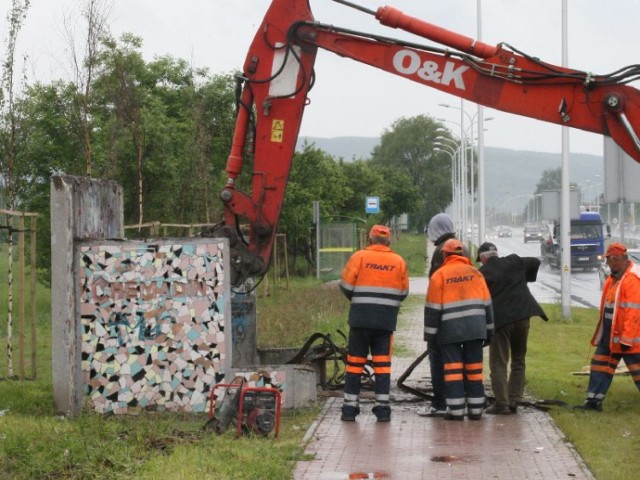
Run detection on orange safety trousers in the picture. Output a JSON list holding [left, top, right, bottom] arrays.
[[587, 343, 640, 403], [344, 327, 393, 404]]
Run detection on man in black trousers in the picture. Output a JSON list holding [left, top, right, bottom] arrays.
[[477, 242, 548, 414]]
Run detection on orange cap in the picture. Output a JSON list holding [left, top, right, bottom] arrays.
[[604, 242, 627, 257], [369, 225, 390, 238], [442, 238, 464, 254]]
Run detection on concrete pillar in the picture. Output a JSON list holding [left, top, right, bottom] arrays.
[[50, 175, 123, 415]]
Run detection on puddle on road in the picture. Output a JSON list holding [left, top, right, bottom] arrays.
[[431, 454, 479, 463], [348, 472, 389, 479]]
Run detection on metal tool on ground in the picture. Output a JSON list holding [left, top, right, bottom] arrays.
[[396, 348, 569, 412], [286, 331, 376, 390], [396, 348, 434, 400]]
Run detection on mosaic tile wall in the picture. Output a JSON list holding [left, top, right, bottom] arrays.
[[78, 241, 227, 414]]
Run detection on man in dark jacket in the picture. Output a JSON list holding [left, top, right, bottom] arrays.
[[477, 242, 548, 414], [427, 213, 457, 278]]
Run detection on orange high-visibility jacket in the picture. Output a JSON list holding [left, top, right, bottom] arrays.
[[340, 244, 409, 331], [424, 254, 494, 345], [593, 261, 640, 353]]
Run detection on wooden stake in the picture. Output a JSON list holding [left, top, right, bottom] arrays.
[[18, 216, 25, 379], [30, 217, 37, 379]]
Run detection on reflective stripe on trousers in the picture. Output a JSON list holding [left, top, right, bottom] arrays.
[[343, 328, 393, 408]]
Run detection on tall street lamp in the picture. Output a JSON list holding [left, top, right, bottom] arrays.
[[438, 107, 493, 246], [434, 145, 460, 233], [590, 174, 602, 213], [477, 0, 486, 252], [439, 102, 469, 244], [434, 136, 464, 239]]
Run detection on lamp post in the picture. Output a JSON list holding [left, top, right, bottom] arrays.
[[434, 145, 460, 233], [560, 0, 571, 319], [434, 136, 462, 235], [504, 194, 533, 226], [440, 102, 468, 244], [434, 136, 464, 239], [436, 131, 470, 243], [591, 174, 602, 212], [477, 0, 486, 251], [438, 109, 493, 246], [584, 180, 602, 212]]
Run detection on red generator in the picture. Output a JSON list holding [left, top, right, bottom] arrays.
[[204, 378, 282, 437]]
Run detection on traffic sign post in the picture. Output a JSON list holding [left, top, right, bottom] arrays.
[[365, 196, 380, 214]]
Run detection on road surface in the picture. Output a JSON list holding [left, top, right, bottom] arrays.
[[488, 228, 601, 309]]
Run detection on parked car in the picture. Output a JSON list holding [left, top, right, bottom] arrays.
[[524, 224, 543, 243], [598, 248, 640, 289], [498, 226, 512, 238]]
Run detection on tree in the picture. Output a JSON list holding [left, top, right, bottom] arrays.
[[371, 164, 420, 224], [280, 144, 350, 273], [92, 38, 239, 228], [17, 66, 239, 275], [339, 159, 384, 219], [19, 81, 87, 278], [17, 43, 239, 238], [370, 115, 451, 230], [63, 0, 113, 177], [535, 167, 579, 194], [0, 0, 31, 211], [535, 168, 562, 193], [169, 71, 237, 223], [0, 0, 31, 377], [94, 33, 151, 226]]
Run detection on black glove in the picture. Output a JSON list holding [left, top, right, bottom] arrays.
[[620, 343, 631, 352]]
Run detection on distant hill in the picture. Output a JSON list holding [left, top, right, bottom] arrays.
[[298, 136, 603, 212], [297, 136, 380, 161], [484, 148, 603, 211]]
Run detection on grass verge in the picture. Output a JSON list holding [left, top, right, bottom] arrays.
[[526, 304, 640, 480], [392, 233, 427, 277]]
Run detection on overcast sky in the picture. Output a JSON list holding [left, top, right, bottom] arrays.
[[9, 0, 640, 156]]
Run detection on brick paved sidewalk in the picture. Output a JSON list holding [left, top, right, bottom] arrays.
[[293, 297, 595, 480]]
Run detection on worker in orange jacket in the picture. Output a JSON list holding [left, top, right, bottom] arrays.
[[579, 242, 640, 411], [339, 224, 409, 422], [424, 238, 494, 420]]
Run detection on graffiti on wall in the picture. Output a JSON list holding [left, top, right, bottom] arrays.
[[78, 241, 226, 414]]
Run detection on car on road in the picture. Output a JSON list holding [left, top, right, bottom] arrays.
[[498, 226, 512, 238], [598, 248, 640, 289], [524, 224, 543, 243]]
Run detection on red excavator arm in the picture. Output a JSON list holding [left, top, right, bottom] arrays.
[[215, 0, 640, 286]]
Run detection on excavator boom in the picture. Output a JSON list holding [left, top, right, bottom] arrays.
[[216, 0, 640, 286]]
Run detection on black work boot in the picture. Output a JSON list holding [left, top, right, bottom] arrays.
[[341, 405, 360, 422], [372, 405, 391, 422], [485, 404, 514, 415], [575, 400, 603, 412]]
